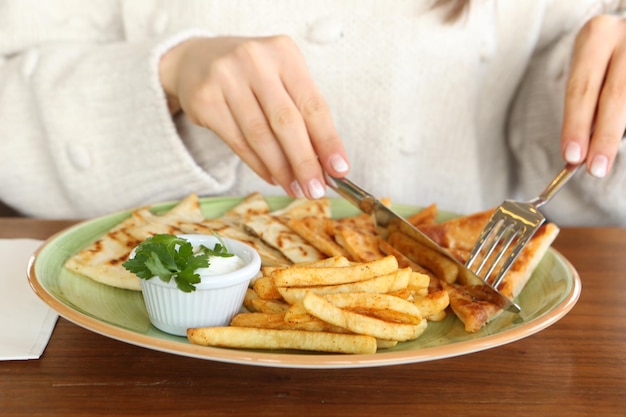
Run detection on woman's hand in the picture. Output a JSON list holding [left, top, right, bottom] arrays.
[[561, 14, 626, 177], [159, 35, 350, 198]]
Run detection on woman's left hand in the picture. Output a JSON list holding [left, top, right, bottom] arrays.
[[561, 14, 626, 177]]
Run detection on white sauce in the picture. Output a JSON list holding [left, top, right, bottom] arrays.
[[196, 254, 246, 276]]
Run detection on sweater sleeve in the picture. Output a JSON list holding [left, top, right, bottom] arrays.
[[0, 4, 239, 219], [508, 0, 626, 226]]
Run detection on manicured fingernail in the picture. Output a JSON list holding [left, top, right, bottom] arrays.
[[590, 155, 608, 178], [307, 178, 326, 199], [290, 180, 304, 198], [564, 142, 582, 163], [329, 154, 349, 173]]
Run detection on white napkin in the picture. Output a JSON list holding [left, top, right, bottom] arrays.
[[0, 238, 58, 360]]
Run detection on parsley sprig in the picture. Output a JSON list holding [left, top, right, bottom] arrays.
[[122, 234, 234, 293]]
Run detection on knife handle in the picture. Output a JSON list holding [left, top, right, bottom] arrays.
[[325, 175, 377, 214]]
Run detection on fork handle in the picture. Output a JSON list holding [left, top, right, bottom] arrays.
[[530, 164, 581, 208]]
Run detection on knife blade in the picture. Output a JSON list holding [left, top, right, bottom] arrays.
[[326, 175, 520, 313]]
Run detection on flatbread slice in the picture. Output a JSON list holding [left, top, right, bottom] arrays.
[[332, 224, 384, 262], [417, 208, 495, 251], [64, 194, 206, 291], [282, 216, 348, 258], [271, 197, 331, 219], [494, 222, 559, 298], [440, 222, 559, 331], [441, 282, 505, 332], [406, 203, 438, 226], [244, 213, 325, 263], [179, 219, 291, 267], [65, 210, 152, 291], [416, 205, 558, 289], [222, 192, 270, 220]]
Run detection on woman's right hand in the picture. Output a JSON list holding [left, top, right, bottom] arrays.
[[561, 15, 626, 178], [158, 35, 350, 199]]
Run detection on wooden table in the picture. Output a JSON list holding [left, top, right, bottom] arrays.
[[1, 218, 625, 417]]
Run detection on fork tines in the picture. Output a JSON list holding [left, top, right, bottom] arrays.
[[466, 201, 545, 289]]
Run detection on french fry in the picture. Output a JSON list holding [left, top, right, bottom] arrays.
[[252, 276, 282, 300], [302, 292, 427, 342], [250, 298, 290, 314], [386, 288, 413, 300], [387, 231, 458, 283], [323, 292, 423, 325], [408, 271, 430, 292], [411, 290, 450, 318], [283, 303, 311, 324], [425, 310, 447, 322], [231, 312, 347, 333], [303, 255, 352, 268], [376, 339, 399, 349], [261, 265, 282, 276], [243, 288, 260, 312], [378, 237, 426, 272], [284, 217, 349, 258], [271, 255, 398, 287], [187, 326, 377, 354], [347, 307, 421, 325], [276, 267, 411, 305], [262, 255, 351, 277], [244, 288, 289, 313], [231, 312, 287, 328]]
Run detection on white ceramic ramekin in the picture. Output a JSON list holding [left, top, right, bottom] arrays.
[[139, 234, 261, 336]]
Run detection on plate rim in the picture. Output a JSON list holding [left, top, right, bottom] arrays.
[[27, 197, 582, 369]]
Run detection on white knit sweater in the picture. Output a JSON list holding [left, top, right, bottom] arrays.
[[1, 0, 625, 225]]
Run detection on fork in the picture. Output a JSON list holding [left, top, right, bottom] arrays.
[[465, 163, 580, 289]]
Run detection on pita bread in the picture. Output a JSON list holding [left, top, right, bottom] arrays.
[[179, 218, 291, 267], [332, 224, 384, 262], [441, 282, 506, 332], [222, 192, 270, 220], [64, 213, 146, 291], [493, 222, 559, 299], [64, 194, 205, 291], [329, 213, 377, 236], [417, 208, 495, 251], [283, 216, 348, 258], [244, 213, 326, 263], [406, 203, 438, 227], [427, 211, 559, 331], [272, 197, 331, 220]]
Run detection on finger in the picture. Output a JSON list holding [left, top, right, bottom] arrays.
[[215, 67, 303, 195], [182, 83, 276, 184], [586, 23, 626, 177], [254, 78, 328, 199], [280, 59, 350, 179], [561, 16, 617, 165], [179, 68, 278, 186], [224, 84, 300, 194], [172, 37, 298, 193], [240, 37, 328, 199], [199, 92, 278, 185]]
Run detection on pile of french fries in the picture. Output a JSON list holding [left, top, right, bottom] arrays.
[[187, 255, 450, 354]]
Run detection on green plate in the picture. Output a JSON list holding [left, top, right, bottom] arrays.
[[28, 196, 581, 369]]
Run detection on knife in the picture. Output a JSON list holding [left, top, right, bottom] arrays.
[[325, 175, 520, 313]]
